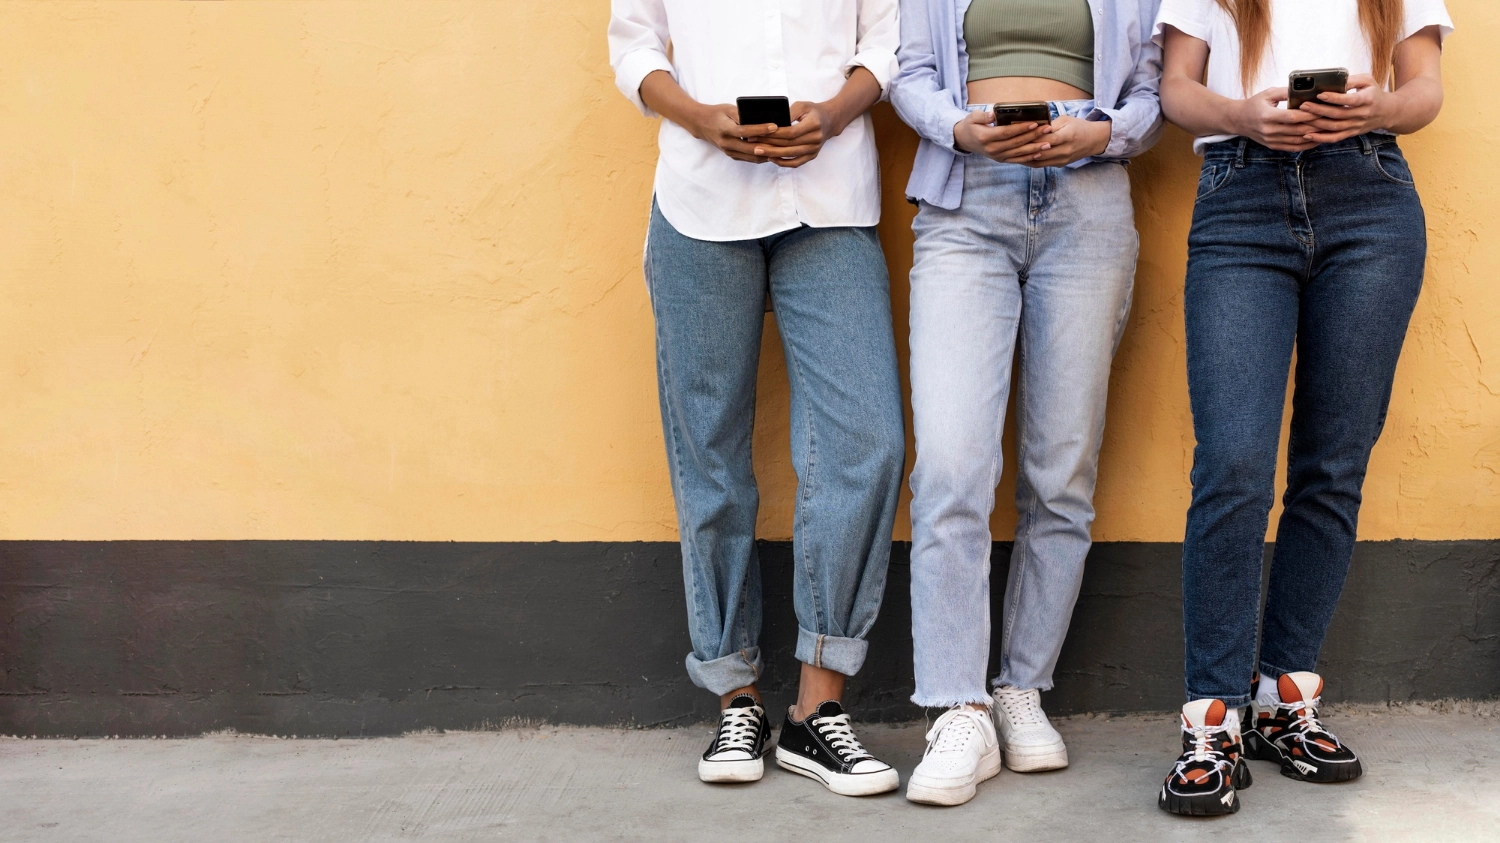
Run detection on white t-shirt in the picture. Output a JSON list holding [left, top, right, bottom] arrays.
[[1153, 0, 1454, 153]]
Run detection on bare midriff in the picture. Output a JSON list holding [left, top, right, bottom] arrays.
[[966, 76, 1090, 107]]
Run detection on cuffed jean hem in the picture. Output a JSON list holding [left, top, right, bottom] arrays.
[[1186, 688, 1252, 708], [794, 628, 868, 677], [685, 648, 763, 697], [911, 692, 993, 708]]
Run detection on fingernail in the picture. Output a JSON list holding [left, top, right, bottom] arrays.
[[1041, 144, 1051, 150]]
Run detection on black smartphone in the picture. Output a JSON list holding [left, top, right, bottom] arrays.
[[736, 96, 793, 128], [1287, 68, 1349, 111], [990, 101, 1052, 126]]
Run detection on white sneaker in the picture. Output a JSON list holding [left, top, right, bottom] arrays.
[[905, 705, 1002, 806], [992, 686, 1068, 772]]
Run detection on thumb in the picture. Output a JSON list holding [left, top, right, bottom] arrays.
[[1263, 87, 1290, 104]]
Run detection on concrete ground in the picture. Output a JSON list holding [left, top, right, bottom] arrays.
[[0, 703, 1495, 842]]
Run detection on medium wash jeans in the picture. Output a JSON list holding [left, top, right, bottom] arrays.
[[644, 201, 906, 697], [1183, 136, 1426, 706], [908, 102, 1138, 706]]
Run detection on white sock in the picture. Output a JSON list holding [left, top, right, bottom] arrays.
[[1256, 674, 1281, 707]]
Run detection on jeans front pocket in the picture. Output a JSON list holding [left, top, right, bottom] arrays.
[[1196, 160, 1236, 200], [1372, 144, 1416, 187]]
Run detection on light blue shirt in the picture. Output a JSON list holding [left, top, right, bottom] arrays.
[[892, 0, 1165, 209]]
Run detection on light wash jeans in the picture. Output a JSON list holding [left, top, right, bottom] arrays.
[[908, 103, 1138, 706], [644, 201, 906, 697]]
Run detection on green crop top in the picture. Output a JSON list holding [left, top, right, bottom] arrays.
[[963, 0, 1095, 94]]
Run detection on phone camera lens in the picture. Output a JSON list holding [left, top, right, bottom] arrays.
[[1293, 78, 1314, 91]]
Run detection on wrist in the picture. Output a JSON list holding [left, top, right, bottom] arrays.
[[821, 100, 852, 138], [1228, 98, 1253, 138], [683, 102, 716, 139], [1088, 118, 1113, 156], [952, 120, 973, 153], [1373, 90, 1402, 133]]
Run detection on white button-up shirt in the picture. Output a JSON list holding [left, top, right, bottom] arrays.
[[609, 0, 899, 242]]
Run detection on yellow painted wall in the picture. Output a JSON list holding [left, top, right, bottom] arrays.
[[0, 1, 1494, 541]]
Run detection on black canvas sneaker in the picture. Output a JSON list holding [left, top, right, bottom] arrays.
[[1244, 672, 1362, 783], [699, 694, 772, 783], [775, 700, 899, 796], [1159, 699, 1253, 817]]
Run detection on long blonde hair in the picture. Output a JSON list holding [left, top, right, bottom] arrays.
[[1213, 0, 1405, 92]]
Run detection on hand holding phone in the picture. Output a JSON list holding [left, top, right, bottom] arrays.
[[1232, 86, 1320, 152], [953, 108, 1051, 162], [1292, 72, 1394, 146], [740, 98, 839, 169]]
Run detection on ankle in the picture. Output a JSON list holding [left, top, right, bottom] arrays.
[[792, 661, 846, 721], [720, 685, 760, 710], [790, 701, 829, 722]]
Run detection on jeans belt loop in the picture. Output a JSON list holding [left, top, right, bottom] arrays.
[[1234, 137, 1249, 169], [1358, 133, 1374, 154]]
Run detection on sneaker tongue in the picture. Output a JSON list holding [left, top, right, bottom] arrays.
[[1182, 698, 1227, 729], [814, 700, 845, 719], [726, 694, 759, 710], [1277, 672, 1324, 704]]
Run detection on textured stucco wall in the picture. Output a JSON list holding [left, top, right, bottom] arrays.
[[0, 0, 1495, 542]]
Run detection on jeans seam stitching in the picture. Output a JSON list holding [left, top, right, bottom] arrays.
[[647, 230, 706, 663], [781, 307, 826, 637]]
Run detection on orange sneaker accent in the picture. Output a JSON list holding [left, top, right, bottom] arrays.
[[1277, 672, 1324, 703], [1182, 699, 1228, 729]]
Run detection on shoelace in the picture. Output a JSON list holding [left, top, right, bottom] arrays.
[[924, 707, 987, 756], [994, 687, 1046, 728], [1284, 697, 1343, 748], [812, 712, 874, 762], [713, 707, 761, 754], [1172, 723, 1234, 781]]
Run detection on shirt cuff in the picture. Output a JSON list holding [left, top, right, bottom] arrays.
[[615, 49, 675, 118], [1090, 107, 1128, 159], [844, 49, 899, 101]]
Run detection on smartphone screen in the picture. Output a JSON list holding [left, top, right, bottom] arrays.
[[991, 101, 1052, 127], [736, 96, 793, 128]]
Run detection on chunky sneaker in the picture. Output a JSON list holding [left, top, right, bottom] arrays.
[[698, 694, 772, 783], [906, 705, 1002, 806], [1244, 672, 1362, 783], [775, 700, 900, 796], [1158, 699, 1253, 817], [992, 685, 1068, 772]]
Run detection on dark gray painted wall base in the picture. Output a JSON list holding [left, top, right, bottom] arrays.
[[0, 540, 1495, 737]]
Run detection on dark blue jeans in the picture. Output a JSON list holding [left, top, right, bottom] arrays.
[[1182, 135, 1426, 706]]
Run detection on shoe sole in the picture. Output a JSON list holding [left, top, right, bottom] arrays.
[[905, 743, 1002, 806], [775, 747, 899, 797], [1157, 761, 1251, 817], [1244, 730, 1362, 783], [698, 755, 765, 783], [1002, 741, 1068, 773]]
